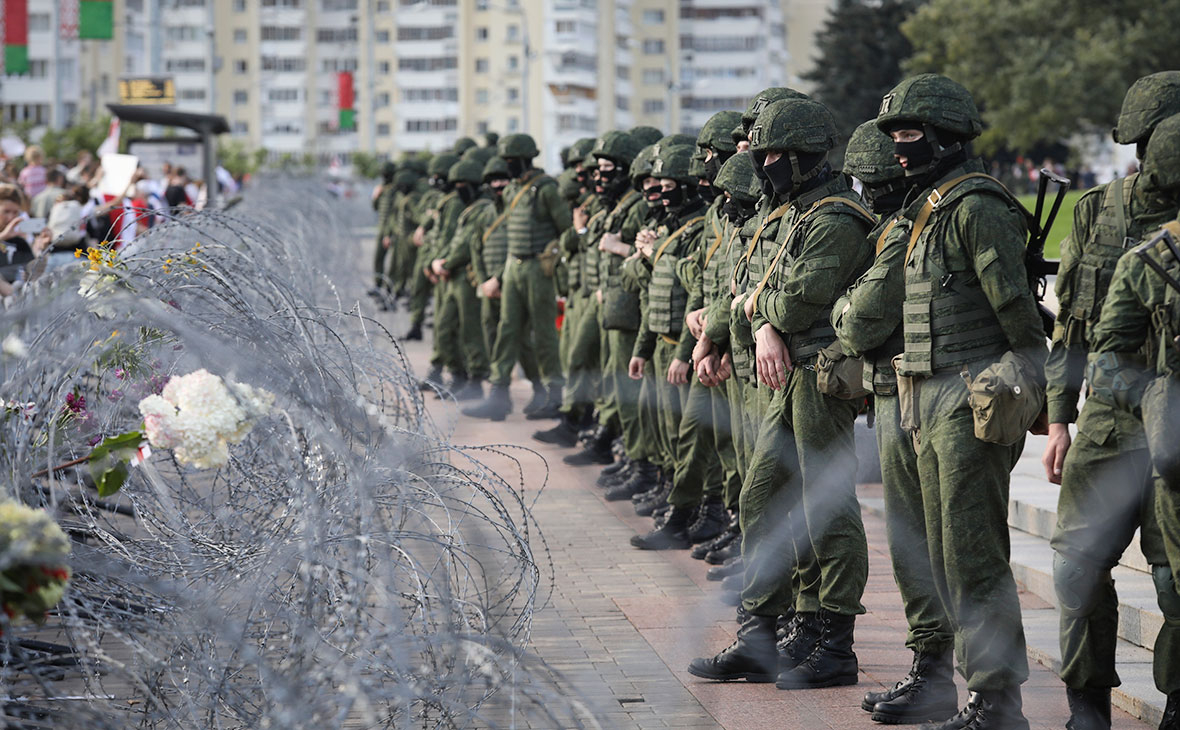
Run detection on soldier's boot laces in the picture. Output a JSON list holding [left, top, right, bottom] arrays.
[[532, 413, 580, 447], [634, 482, 672, 517], [692, 523, 736, 560], [918, 692, 981, 730], [460, 385, 512, 421], [776, 609, 857, 689], [775, 611, 820, 670], [521, 382, 547, 416], [868, 649, 960, 725], [952, 686, 1028, 730], [563, 425, 615, 466], [686, 613, 778, 683], [630, 505, 693, 550], [686, 497, 728, 544]]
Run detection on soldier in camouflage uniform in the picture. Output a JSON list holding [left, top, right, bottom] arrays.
[[407, 153, 457, 347], [420, 158, 469, 392], [1086, 113, 1180, 730], [370, 161, 397, 304], [875, 74, 1048, 729], [1041, 72, 1180, 730], [463, 134, 572, 421], [690, 97, 874, 688], [384, 168, 421, 302], [831, 120, 958, 725]]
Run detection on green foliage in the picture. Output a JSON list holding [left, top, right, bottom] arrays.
[[351, 151, 385, 179], [1016, 189, 1083, 260], [803, 0, 922, 144], [218, 139, 261, 179], [903, 0, 1180, 153], [35, 115, 143, 162], [88, 430, 145, 497]]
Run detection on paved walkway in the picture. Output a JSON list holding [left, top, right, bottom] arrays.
[[383, 327, 1154, 730]]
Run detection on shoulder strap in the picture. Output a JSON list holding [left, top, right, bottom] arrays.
[[905, 173, 998, 265], [653, 215, 706, 263], [587, 209, 608, 228], [1135, 222, 1180, 296], [741, 201, 792, 266], [703, 222, 730, 268], [875, 216, 901, 256], [750, 196, 869, 314], [482, 177, 547, 244], [1106, 174, 1133, 247]]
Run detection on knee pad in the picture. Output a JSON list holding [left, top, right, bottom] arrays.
[[1153, 565, 1180, 623], [1053, 551, 1109, 617]]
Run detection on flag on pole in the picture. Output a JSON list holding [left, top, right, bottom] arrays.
[[97, 117, 120, 157], [2, 0, 29, 75], [79, 0, 113, 39], [337, 72, 356, 130]]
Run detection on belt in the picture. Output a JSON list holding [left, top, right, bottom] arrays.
[[659, 334, 680, 346], [512, 252, 536, 261]]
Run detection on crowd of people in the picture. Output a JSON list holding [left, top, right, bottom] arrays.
[[376, 71, 1178, 730]]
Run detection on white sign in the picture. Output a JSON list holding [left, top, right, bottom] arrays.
[[99, 153, 140, 198]]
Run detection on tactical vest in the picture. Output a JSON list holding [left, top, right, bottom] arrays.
[[901, 177, 1014, 376], [1071, 175, 1137, 324], [582, 208, 609, 291], [702, 219, 737, 304], [425, 192, 459, 250], [506, 173, 560, 258], [1135, 222, 1180, 377], [648, 214, 706, 336], [480, 200, 511, 276], [566, 230, 585, 293]]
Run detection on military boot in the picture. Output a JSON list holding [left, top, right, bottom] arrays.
[[441, 371, 468, 399], [1158, 691, 1178, 730], [524, 385, 563, 420], [706, 534, 742, 565], [522, 381, 547, 416], [404, 323, 423, 341], [460, 385, 512, 421], [634, 482, 672, 517], [630, 505, 693, 550], [919, 692, 980, 730], [947, 686, 1028, 730], [868, 649, 959, 725], [707, 556, 743, 582], [693, 525, 737, 560], [532, 413, 580, 447], [776, 610, 855, 689], [686, 613, 778, 683], [1061, 687, 1111, 730], [419, 365, 444, 391], [454, 377, 484, 402], [686, 497, 728, 544], [597, 456, 631, 485], [776, 611, 821, 671], [604, 459, 658, 501], [563, 425, 615, 466]]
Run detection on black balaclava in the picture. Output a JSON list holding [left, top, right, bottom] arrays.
[[595, 160, 630, 201], [486, 176, 509, 200], [505, 157, 529, 179], [764, 150, 828, 198], [661, 181, 700, 213], [722, 195, 757, 225], [864, 177, 912, 215], [887, 123, 970, 187], [750, 150, 775, 197], [456, 182, 476, 205], [643, 178, 663, 211]]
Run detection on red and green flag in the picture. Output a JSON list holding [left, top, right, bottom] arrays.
[[2, 0, 29, 75], [79, 0, 113, 40]]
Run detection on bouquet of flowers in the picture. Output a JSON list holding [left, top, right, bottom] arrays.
[[0, 501, 71, 625]]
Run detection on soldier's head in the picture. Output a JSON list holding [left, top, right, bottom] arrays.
[[557, 168, 581, 203], [452, 137, 478, 156], [563, 137, 595, 171], [482, 131, 500, 148], [448, 159, 483, 203], [741, 88, 809, 136], [1113, 72, 1180, 158], [461, 145, 496, 167], [731, 123, 749, 153], [696, 110, 743, 184], [875, 73, 982, 180], [496, 134, 540, 179], [482, 156, 511, 199], [592, 131, 643, 199], [748, 97, 838, 197], [651, 144, 698, 211], [844, 119, 909, 214], [1142, 112, 1180, 195], [393, 169, 417, 193], [628, 125, 664, 147], [630, 144, 662, 209], [427, 153, 460, 190], [380, 160, 396, 183], [715, 151, 759, 225]]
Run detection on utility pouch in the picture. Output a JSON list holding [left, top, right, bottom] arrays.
[[816, 341, 871, 400], [1141, 375, 1180, 487], [893, 354, 921, 436], [602, 288, 641, 331], [963, 351, 1045, 446], [538, 240, 561, 278]]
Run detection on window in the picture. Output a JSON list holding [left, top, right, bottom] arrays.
[[616, 64, 628, 80], [260, 0, 301, 7], [616, 95, 629, 112], [398, 26, 453, 41], [232, 121, 248, 134], [376, 30, 389, 42], [404, 118, 459, 133], [642, 39, 664, 55], [375, 92, 391, 107], [321, 58, 358, 72], [233, 29, 247, 42], [233, 90, 248, 104], [316, 28, 358, 42], [28, 13, 51, 32], [378, 61, 391, 74], [555, 21, 575, 34], [376, 0, 388, 9], [506, 24, 519, 41], [475, 0, 488, 8], [475, 89, 489, 104], [681, 35, 764, 52], [234, 59, 248, 73], [179, 88, 207, 100], [22, 60, 49, 78], [507, 55, 519, 70], [262, 26, 303, 41], [166, 58, 206, 72], [475, 58, 489, 73], [507, 87, 519, 102], [270, 121, 302, 134], [174, 0, 205, 6], [320, 0, 357, 10], [399, 56, 458, 71], [166, 27, 203, 41], [477, 120, 489, 134], [268, 88, 301, 102], [642, 9, 664, 24], [506, 116, 518, 132], [402, 87, 458, 101], [233, 0, 245, 10], [377, 123, 391, 136], [641, 68, 664, 85], [476, 27, 488, 41], [261, 56, 306, 72], [643, 99, 664, 114]]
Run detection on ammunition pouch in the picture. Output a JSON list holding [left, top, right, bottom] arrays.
[[963, 351, 1044, 446], [816, 341, 871, 401]]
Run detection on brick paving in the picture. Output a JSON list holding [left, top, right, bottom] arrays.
[[389, 322, 1153, 729]]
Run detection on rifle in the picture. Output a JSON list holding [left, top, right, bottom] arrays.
[[1027, 167, 1071, 336]]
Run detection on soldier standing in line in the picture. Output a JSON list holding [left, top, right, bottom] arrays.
[[407, 153, 457, 351], [463, 133, 572, 421], [419, 158, 467, 393], [1085, 113, 1180, 730], [1042, 72, 1180, 730], [370, 161, 397, 307]]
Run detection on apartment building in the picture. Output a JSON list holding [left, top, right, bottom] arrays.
[[4, 0, 834, 167]]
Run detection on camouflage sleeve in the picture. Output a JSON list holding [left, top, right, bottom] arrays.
[[469, 225, 488, 286], [703, 296, 731, 346], [1045, 188, 1102, 422], [443, 206, 483, 272], [678, 255, 704, 311], [956, 193, 1049, 372], [1090, 252, 1154, 357], [753, 211, 871, 335], [832, 221, 907, 357], [539, 182, 573, 236]]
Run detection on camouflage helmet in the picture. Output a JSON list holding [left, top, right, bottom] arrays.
[[731, 123, 748, 145], [392, 169, 417, 188], [748, 98, 839, 154], [482, 155, 509, 182], [564, 137, 597, 167], [843, 120, 904, 185], [650, 144, 697, 184], [448, 158, 483, 185], [875, 73, 983, 139], [689, 152, 708, 179], [593, 130, 643, 166], [482, 131, 500, 148], [628, 125, 664, 147], [1113, 71, 1180, 145], [380, 160, 397, 181], [427, 153, 460, 177], [557, 168, 581, 201], [497, 133, 540, 159], [714, 151, 758, 204], [461, 145, 496, 166], [742, 87, 809, 131], [658, 133, 698, 148], [1142, 112, 1180, 191], [630, 144, 659, 183], [452, 137, 478, 155], [697, 110, 743, 154], [399, 151, 427, 174]]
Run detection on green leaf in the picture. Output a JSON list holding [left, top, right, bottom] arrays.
[[0, 573, 22, 593], [94, 462, 128, 498], [87, 430, 144, 498]]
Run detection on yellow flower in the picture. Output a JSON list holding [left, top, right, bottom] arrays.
[[74, 249, 82, 259]]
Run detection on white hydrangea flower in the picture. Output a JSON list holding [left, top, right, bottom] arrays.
[[1, 332, 27, 359]]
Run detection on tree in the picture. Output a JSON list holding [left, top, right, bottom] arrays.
[[803, 0, 923, 145], [903, 0, 1180, 153], [36, 115, 142, 162], [351, 151, 384, 179]]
